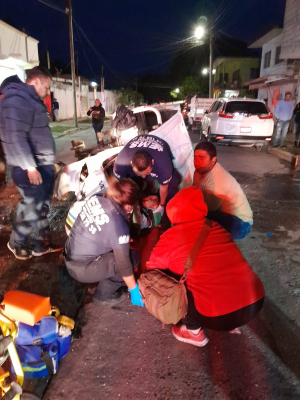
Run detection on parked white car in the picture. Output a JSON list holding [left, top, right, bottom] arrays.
[[201, 98, 274, 149]]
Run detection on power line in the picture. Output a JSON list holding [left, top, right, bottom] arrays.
[[74, 22, 98, 79], [36, 0, 65, 14], [73, 19, 130, 84]]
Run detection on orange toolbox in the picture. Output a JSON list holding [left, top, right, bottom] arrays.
[[1, 291, 51, 326]]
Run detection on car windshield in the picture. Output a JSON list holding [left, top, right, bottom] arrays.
[[225, 101, 268, 114]]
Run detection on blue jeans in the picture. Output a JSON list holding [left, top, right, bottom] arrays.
[[92, 122, 103, 140], [10, 165, 54, 250], [207, 211, 251, 240], [273, 120, 290, 147]]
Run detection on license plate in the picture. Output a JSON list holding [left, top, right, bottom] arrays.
[[240, 127, 252, 133]]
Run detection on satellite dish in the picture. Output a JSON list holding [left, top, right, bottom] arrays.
[[198, 16, 208, 26]]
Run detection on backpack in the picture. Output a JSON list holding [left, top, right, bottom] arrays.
[[138, 219, 211, 325], [13, 316, 72, 379]]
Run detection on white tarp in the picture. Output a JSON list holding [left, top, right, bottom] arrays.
[[55, 113, 194, 199], [152, 112, 194, 189]]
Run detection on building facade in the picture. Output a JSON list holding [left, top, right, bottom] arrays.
[[213, 57, 260, 98], [246, 2, 300, 113], [0, 20, 39, 84]]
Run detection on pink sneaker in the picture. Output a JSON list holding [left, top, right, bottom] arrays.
[[172, 324, 209, 347]]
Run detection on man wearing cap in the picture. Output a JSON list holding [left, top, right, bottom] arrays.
[[273, 92, 293, 148]]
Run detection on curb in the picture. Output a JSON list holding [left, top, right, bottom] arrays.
[[268, 146, 299, 169], [56, 126, 89, 139]]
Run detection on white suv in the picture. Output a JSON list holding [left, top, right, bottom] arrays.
[[201, 98, 274, 149]]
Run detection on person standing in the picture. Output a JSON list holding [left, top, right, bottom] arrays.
[[193, 142, 253, 240], [0, 67, 63, 260], [52, 98, 59, 121], [87, 99, 105, 140], [293, 101, 300, 147], [273, 91, 293, 148]]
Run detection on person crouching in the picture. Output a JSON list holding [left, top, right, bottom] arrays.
[[64, 177, 144, 306], [146, 186, 264, 347]]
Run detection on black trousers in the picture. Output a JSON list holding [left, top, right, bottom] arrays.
[[65, 250, 139, 301], [181, 288, 264, 331]]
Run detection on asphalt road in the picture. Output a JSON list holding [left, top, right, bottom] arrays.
[[55, 121, 112, 165], [43, 131, 300, 400]]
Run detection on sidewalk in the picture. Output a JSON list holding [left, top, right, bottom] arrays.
[[50, 115, 112, 139], [268, 130, 300, 168]]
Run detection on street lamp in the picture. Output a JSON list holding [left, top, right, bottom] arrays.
[[175, 88, 180, 93], [202, 68, 215, 75], [91, 81, 97, 100], [195, 16, 213, 99], [195, 26, 204, 40]]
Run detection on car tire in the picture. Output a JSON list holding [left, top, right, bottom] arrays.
[[207, 127, 213, 142], [199, 128, 207, 142]]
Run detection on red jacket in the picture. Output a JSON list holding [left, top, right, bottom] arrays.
[[146, 186, 264, 317]]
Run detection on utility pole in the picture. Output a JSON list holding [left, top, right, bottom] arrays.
[[66, 0, 78, 127], [101, 65, 104, 106], [135, 79, 138, 106], [209, 25, 213, 99]]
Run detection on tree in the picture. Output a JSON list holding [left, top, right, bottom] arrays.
[[179, 76, 208, 98], [117, 87, 144, 107]]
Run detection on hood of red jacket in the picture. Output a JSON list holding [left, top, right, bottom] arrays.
[[166, 186, 208, 225]]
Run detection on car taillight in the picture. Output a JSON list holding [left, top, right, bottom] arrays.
[[218, 111, 234, 119], [195, 117, 201, 121], [258, 112, 273, 119]]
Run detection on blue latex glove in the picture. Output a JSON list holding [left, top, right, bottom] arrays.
[[128, 284, 144, 307]]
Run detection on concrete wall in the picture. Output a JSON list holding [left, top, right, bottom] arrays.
[[260, 34, 289, 77], [88, 89, 119, 114], [258, 82, 297, 113], [281, 0, 300, 59], [0, 20, 39, 84], [51, 79, 89, 121]]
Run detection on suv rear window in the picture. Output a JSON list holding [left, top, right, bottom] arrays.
[[225, 101, 268, 114]]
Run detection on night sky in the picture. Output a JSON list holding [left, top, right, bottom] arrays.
[[1, 0, 286, 88]]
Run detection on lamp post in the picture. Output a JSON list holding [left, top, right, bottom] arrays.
[[195, 17, 213, 98], [91, 81, 97, 101]]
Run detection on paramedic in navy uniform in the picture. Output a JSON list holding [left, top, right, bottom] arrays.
[[64, 177, 144, 306], [113, 135, 181, 217]]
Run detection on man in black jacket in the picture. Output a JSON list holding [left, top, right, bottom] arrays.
[[87, 99, 105, 140], [293, 101, 300, 147], [0, 67, 62, 260]]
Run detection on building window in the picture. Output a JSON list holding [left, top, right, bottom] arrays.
[[224, 73, 229, 83], [250, 68, 260, 80], [264, 51, 271, 68], [275, 46, 283, 64], [232, 69, 240, 87]]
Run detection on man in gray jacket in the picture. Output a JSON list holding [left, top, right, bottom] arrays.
[[0, 67, 62, 260]]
